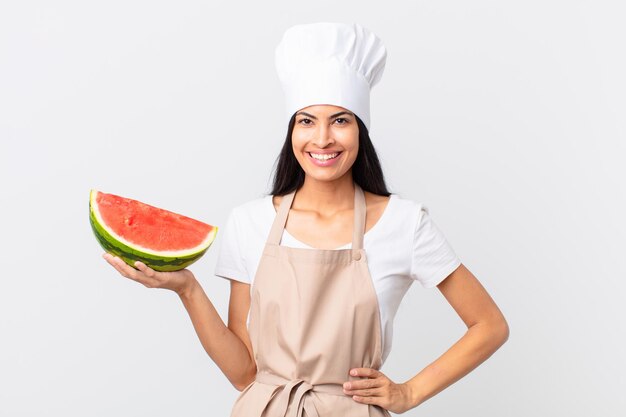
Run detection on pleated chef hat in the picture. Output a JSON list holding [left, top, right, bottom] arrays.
[[274, 22, 387, 132]]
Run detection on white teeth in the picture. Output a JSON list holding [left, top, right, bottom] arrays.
[[310, 152, 339, 160]]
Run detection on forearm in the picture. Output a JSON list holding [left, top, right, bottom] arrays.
[[404, 321, 509, 408], [178, 279, 256, 390]]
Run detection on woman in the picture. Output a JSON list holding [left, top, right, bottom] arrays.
[[103, 22, 509, 416]]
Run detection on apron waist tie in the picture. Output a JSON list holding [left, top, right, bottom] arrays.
[[255, 372, 346, 417]]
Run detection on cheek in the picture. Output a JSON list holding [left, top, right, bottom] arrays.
[[337, 127, 358, 142], [291, 131, 308, 148], [339, 134, 359, 153], [292, 137, 306, 153]]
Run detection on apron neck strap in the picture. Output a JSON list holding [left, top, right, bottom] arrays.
[[267, 183, 366, 250]]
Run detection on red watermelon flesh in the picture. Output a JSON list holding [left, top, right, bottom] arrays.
[[96, 192, 211, 251]]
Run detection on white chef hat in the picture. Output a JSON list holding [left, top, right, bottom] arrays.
[[274, 22, 387, 133]]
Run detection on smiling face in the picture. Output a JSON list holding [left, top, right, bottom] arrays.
[[291, 104, 360, 183]]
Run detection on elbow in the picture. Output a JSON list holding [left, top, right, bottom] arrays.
[[495, 318, 510, 346], [233, 378, 252, 392], [233, 382, 249, 392], [232, 365, 258, 392], [474, 316, 509, 347]]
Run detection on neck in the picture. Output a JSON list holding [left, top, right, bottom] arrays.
[[293, 174, 355, 215]]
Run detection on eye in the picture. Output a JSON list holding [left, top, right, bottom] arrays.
[[298, 118, 313, 125], [335, 117, 349, 125]]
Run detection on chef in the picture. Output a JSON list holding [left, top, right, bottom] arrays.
[[104, 21, 510, 417]]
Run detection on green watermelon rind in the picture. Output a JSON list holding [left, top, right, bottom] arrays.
[[89, 190, 217, 272]]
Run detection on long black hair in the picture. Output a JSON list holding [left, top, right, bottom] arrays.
[[267, 112, 391, 197]]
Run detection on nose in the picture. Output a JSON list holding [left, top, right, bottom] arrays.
[[313, 122, 334, 147]]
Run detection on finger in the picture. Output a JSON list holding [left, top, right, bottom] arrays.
[[133, 261, 163, 288], [134, 261, 156, 278], [344, 377, 383, 390], [103, 255, 161, 289], [351, 393, 382, 406], [347, 386, 384, 398], [349, 368, 381, 379], [103, 252, 117, 265], [109, 256, 143, 280], [103, 253, 127, 274]]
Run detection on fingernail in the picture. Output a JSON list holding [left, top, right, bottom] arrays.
[[351, 370, 357, 375]]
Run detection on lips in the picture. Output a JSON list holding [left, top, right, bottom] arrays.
[[306, 151, 343, 166], [306, 150, 343, 155], [308, 151, 341, 159]]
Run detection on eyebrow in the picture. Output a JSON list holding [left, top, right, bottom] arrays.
[[295, 111, 353, 120]]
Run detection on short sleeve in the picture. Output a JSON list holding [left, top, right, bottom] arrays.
[[410, 205, 462, 288], [213, 208, 250, 284]]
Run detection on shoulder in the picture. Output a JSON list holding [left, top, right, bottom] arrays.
[[363, 191, 390, 209], [229, 194, 273, 225], [381, 192, 426, 220]]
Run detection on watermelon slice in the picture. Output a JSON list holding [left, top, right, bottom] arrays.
[[89, 189, 218, 272]]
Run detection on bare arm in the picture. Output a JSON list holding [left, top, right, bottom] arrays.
[[404, 263, 510, 408], [178, 278, 257, 391], [101, 253, 256, 391]]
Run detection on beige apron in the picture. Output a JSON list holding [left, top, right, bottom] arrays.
[[229, 183, 391, 417]]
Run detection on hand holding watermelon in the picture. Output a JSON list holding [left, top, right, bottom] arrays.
[[103, 252, 197, 296]]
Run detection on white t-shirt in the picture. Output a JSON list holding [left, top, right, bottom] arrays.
[[214, 192, 462, 365]]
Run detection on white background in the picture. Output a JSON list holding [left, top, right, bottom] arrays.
[[1, 1, 624, 416]]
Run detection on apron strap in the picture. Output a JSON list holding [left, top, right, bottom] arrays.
[[267, 189, 296, 246], [267, 183, 366, 250], [353, 183, 365, 250]]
